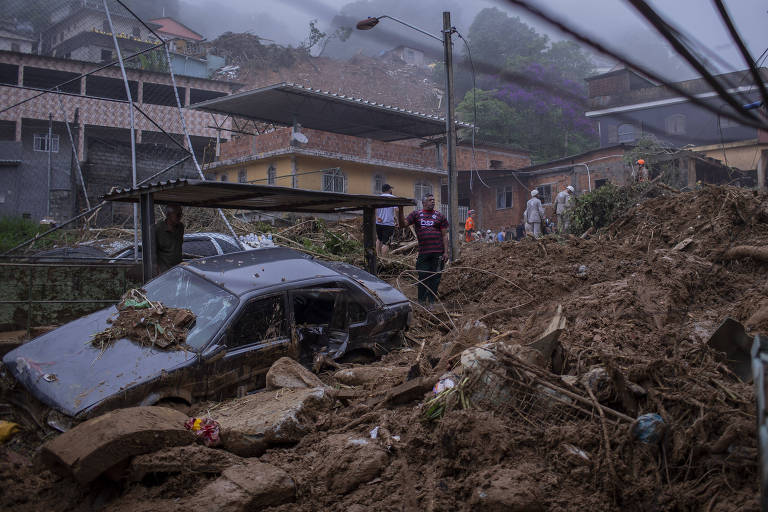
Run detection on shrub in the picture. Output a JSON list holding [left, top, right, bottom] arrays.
[[567, 183, 648, 234]]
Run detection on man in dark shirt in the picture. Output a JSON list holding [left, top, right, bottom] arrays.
[[398, 193, 449, 305], [153, 204, 184, 276]]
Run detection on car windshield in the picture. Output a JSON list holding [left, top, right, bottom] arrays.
[[143, 268, 238, 351]]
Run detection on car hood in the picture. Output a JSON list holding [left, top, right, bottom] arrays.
[[2, 307, 197, 418]]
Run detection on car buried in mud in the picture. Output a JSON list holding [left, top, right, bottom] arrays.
[[1, 247, 411, 430]]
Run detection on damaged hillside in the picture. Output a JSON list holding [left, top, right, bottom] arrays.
[[1, 182, 766, 511]]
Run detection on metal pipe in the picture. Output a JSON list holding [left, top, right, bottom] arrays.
[[104, 0, 139, 263], [162, 41, 244, 249], [442, 11, 459, 261], [56, 93, 90, 210], [46, 112, 52, 218]]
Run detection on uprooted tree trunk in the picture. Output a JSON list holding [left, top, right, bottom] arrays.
[[723, 245, 768, 262]]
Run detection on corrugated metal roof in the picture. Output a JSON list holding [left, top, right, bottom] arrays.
[[103, 178, 415, 213], [190, 82, 471, 142]]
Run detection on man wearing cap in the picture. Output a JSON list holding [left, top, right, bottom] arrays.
[[464, 209, 476, 243], [554, 185, 575, 233], [375, 183, 397, 257], [398, 193, 449, 305], [524, 189, 546, 238]]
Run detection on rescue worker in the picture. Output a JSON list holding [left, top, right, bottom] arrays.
[[554, 185, 575, 233], [464, 209, 476, 243], [153, 204, 184, 276], [525, 189, 546, 238], [637, 159, 650, 182]]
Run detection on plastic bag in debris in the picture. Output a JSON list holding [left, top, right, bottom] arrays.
[[0, 420, 20, 443], [184, 417, 221, 447], [433, 373, 457, 394], [630, 413, 666, 444]]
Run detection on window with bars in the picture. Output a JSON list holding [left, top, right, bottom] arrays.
[[536, 184, 553, 205], [665, 114, 686, 135], [33, 134, 59, 153], [414, 182, 433, 209], [238, 168, 247, 183], [268, 164, 277, 185], [618, 124, 635, 143], [496, 186, 513, 209], [322, 168, 346, 193], [373, 174, 385, 194]]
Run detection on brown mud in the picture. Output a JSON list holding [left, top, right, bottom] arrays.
[[1, 185, 766, 511]]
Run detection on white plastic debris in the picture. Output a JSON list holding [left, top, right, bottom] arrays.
[[370, 426, 380, 439]]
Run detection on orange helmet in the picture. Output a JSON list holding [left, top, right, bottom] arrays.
[[637, 159, 645, 166]]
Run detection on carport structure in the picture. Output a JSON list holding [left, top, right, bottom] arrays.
[[104, 178, 414, 282]]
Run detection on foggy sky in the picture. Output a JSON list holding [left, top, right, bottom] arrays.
[[181, 0, 768, 81]]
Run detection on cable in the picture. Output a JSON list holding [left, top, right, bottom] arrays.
[[503, 0, 768, 132], [624, 0, 760, 125], [711, 0, 768, 111]]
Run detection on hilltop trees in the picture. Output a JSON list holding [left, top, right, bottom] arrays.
[[457, 7, 597, 163]]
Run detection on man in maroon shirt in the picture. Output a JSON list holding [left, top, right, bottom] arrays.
[[398, 193, 449, 305]]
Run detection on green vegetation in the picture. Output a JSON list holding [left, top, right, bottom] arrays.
[[566, 183, 649, 235], [0, 216, 76, 253]]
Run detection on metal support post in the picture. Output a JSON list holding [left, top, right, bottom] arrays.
[[442, 11, 459, 261], [363, 207, 377, 275], [140, 192, 155, 282], [104, 0, 139, 263], [46, 113, 52, 218]]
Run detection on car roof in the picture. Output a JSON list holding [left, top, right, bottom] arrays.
[[182, 247, 340, 296]]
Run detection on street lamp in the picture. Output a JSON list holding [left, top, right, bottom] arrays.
[[356, 12, 460, 262]]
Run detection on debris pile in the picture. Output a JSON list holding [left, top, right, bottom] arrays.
[[0, 185, 765, 511], [90, 289, 195, 351]]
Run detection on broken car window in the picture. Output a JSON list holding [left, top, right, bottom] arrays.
[[230, 295, 287, 347], [143, 268, 237, 351]]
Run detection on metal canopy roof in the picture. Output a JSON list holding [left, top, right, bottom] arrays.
[[190, 82, 470, 142], [104, 179, 415, 213]]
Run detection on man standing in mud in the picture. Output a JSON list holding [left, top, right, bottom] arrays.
[[398, 193, 449, 306], [554, 185, 574, 233], [153, 204, 184, 276], [525, 189, 546, 237]]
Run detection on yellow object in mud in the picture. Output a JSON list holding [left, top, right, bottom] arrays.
[[0, 420, 20, 442], [192, 418, 202, 431]]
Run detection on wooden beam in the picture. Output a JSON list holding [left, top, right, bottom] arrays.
[[363, 207, 377, 275]]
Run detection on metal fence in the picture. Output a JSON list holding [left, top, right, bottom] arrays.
[[440, 204, 468, 223]]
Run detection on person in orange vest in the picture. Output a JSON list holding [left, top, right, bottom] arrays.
[[636, 159, 650, 182], [464, 209, 476, 243]]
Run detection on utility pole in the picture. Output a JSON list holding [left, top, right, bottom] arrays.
[[442, 11, 459, 261], [46, 112, 52, 218]]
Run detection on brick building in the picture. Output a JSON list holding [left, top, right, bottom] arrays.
[[460, 145, 633, 231]]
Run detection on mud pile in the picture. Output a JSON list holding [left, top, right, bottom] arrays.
[[0, 185, 765, 511]]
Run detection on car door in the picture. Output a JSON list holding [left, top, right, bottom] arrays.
[[205, 293, 293, 398], [289, 286, 350, 366]]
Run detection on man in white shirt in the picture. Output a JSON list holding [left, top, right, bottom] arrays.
[[554, 185, 574, 233], [376, 183, 397, 256]]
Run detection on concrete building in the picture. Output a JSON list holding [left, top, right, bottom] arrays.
[[0, 51, 239, 221], [585, 66, 768, 186], [0, 19, 35, 54]]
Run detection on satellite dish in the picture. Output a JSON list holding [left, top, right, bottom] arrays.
[[292, 131, 308, 144]]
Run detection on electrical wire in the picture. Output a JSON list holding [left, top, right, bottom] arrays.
[[503, 0, 768, 132], [455, 29, 490, 190]]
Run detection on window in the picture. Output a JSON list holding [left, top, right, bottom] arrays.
[[237, 167, 247, 183], [496, 186, 513, 209], [536, 184, 553, 205], [267, 164, 277, 185], [182, 240, 217, 258], [605, 124, 618, 144], [414, 182, 433, 209], [719, 115, 739, 129], [665, 114, 686, 135], [220, 174, 228, 182], [230, 296, 287, 348], [373, 174, 385, 194], [594, 178, 609, 189], [11, 43, 19, 52], [322, 168, 347, 193], [216, 239, 239, 254], [100, 49, 112, 62], [489, 159, 503, 169], [618, 124, 635, 143], [33, 134, 59, 153]]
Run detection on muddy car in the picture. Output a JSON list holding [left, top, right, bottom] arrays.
[[1, 247, 410, 429]]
